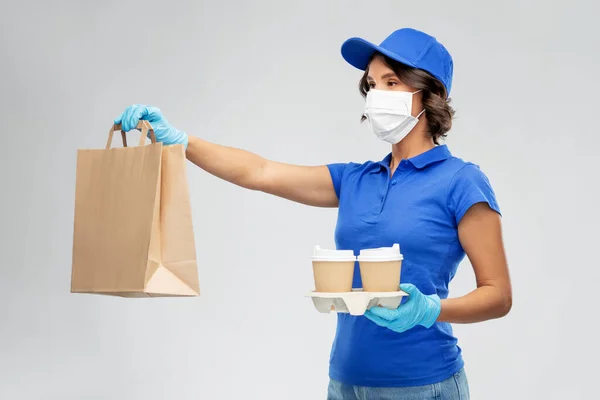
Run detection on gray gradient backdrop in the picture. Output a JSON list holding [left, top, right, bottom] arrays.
[[1, 1, 598, 399]]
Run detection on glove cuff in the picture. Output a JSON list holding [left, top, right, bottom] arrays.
[[180, 132, 189, 150], [420, 294, 442, 328], [165, 130, 188, 149]]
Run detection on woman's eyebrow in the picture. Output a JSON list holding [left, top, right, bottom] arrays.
[[367, 72, 398, 81]]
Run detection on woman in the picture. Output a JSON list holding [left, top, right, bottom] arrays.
[[115, 28, 512, 400]]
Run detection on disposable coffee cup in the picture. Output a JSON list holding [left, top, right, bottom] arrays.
[[312, 246, 356, 293], [358, 243, 403, 292]]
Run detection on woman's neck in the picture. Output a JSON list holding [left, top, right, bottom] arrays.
[[389, 130, 435, 175]]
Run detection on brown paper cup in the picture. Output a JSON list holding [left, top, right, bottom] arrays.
[[357, 244, 403, 292], [312, 260, 355, 292], [358, 260, 402, 292]]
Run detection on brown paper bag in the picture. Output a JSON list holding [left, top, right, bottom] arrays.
[[70, 121, 199, 297]]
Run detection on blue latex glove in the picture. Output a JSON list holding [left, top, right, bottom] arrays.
[[114, 104, 188, 149], [364, 283, 441, 333]]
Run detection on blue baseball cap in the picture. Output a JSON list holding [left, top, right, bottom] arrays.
[[341, 28, 454, 96]]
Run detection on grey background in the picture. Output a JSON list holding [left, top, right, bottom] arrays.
[[1, 0, 598, 399]]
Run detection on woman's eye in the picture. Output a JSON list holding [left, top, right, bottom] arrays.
[[388, 81, 398, 87], [368, 82, 376, 89]]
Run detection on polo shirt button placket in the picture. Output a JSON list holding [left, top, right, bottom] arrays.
[[380, 173, 399, 212]]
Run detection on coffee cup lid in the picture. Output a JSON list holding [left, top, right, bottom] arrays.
[[357, 243, 403, 262], [312, 245, 356, 262]]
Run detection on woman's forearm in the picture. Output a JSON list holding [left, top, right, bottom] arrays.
[[437, 285, 512, 324], [184, 135, 340, 207], [184, 135, 266, 190]]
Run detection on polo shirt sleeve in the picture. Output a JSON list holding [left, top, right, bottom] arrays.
[[327, 163, 347, 199], [448, 163, 501, 225]]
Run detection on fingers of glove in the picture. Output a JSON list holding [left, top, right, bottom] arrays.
[[366, 306, 399, 321], [121, 104, 148, 132], [115, 104, 166, 131], [113, 104, 139, 126], [120, 106, 139, 132], [363, 310, 392, 328], [389, 305, 421, 331], [141, 106, 163, 122], [114, 112, 124, 125]]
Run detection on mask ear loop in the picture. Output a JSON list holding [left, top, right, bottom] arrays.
[[412, 89, 425, 118]]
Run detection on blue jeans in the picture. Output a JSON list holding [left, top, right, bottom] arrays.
[[327, 368, 470, 400]]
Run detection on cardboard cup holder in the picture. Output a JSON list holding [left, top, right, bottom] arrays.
[[308, 244, 407, 316], [306, 289, 408, 316]]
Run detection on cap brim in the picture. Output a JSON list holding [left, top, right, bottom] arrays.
[[341, 37, 416, 71]]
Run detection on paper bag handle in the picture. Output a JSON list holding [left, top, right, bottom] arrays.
[[106, 120, 157, 149]]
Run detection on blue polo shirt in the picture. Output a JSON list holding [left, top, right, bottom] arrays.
[[326, 144, 500, 387]]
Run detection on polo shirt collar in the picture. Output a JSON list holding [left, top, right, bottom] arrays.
[[379, 144, 452, 170]]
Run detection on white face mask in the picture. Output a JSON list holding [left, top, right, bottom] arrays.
[[363, 89, 425, 144]]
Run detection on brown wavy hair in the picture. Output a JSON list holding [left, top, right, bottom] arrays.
[[359, 53, 455, 144]]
